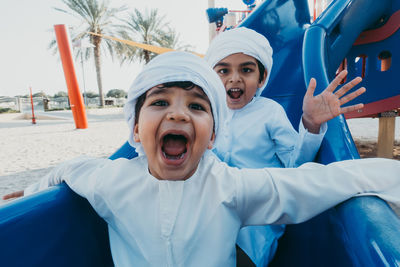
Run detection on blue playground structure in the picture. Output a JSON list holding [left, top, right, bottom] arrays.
[[1, 0, 400, 266]]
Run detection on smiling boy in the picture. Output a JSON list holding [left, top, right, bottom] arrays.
[[205, 27, 366, 266], [214, 52, 265, 110], [205, 27, 365, 169], [133, 81, 215, 180], [12, 51, 400, 267]]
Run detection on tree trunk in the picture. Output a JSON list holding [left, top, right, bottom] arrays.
[[93, 43, 105, 107], [144, 50, 150, 63]]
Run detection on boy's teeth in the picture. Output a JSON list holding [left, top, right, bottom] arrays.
[[162, 134, 187, 156], [163, 151, 185, 160], [228, 88, 243, 99]]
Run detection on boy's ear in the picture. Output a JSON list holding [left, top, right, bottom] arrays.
[[133, 124, 140, 142], [258, 69, 268, 88], [207, 132, 216, 149]]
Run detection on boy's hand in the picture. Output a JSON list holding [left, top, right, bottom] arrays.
[[2, 190, 24, 200], [302, 70, 366, 133]]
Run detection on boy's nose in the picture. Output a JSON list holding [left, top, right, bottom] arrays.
[[229, 71, 242, 83], [166, 108, 190, 122]]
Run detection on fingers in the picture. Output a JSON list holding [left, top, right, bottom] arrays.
[[340, 103, 364, 114], [339, 87, 366, 105], [2, 190, 24, 200], [326, 70, 348, 93], [305, 78, 317, 97], [335, 76, 363, 98]]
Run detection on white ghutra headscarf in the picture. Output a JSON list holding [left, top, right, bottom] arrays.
[[204, 27, 273, 97], [124, 51, 228, 155]]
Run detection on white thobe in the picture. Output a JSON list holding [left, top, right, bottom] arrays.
[[213, 96, 327, 266], [213, 97, 326, 169], [25, 152, 400, 267]]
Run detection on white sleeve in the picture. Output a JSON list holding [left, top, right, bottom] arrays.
[[267, 104, 326, 167], [24, 156, 108, 202], [291, 120, 327, 167], [23, 156, 113, 219], [235, 158, 400, 226], [267, 105, 301, 167]]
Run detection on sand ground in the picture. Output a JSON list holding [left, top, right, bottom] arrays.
[[1, 109, 400, 204], [0, 108, 129, 200]]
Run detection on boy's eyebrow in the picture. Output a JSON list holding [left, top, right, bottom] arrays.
[[214, 61, 257, 68], [146, 87, 167, 98], [239, 61, 257, 67], [214, 62, 230, 68], [146, 86, 211, 104], [189, 89, 211, 104]]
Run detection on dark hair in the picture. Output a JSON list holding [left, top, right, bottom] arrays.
[[256, 59, 266, 83], [134, 81, 199, 124]]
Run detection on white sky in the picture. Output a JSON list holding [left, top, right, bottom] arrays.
[[1, 0, 315, 97]]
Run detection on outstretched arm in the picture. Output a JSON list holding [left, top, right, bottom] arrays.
[[302, 70, 366, 133], [237, 158, 400, 225], [2, 156, 104, 201]]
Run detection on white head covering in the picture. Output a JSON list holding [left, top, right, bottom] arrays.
[[124, 51, 228, 155], [204, 27, 273, 96]]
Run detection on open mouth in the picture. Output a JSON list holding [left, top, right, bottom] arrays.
[[227, 88, 243, 100], [161, 134, 188, 161]]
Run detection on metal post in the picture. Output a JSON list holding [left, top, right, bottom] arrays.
[[29, 87, 36, 124], [80, 51, 88, 106], [377, 56, 395, 158], [208, 0, 216, 43]]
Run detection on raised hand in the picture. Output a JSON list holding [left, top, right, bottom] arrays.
[[302, 70, 366, 133]]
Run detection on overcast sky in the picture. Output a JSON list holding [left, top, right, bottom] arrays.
[[1, 0, 268, 97], [0, 0, 326, 96]]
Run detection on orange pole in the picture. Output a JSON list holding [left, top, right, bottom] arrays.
[[54, 24, 88, 129], [29, 87, 36, 124], [313, 0, 317, 21]]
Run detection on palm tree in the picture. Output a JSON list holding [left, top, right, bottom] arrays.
[[116, 8, 192, 64], [51, 0, 127, 107]]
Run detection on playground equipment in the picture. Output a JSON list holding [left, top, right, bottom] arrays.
[[206, 0, 256, 32], [54, 24, 88, 129], [29, 87, 36, 124], [1, 0, 400, 266]]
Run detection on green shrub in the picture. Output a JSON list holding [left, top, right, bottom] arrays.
[[0, 108, 18, 114]]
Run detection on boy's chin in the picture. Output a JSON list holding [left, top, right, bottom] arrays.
[[227, 100, 246, 109], [151, 159, 198, 181], [158, 168, 196, 181]]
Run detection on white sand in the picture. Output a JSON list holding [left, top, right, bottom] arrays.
[[0, 108, 129, 200], [2, 108, 400, 203]]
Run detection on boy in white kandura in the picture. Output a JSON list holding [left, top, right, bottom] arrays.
[[205, 27, 366, 266], [16, 51, 400, 267]]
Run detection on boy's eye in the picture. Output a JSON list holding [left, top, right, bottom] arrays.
[[217, 68, 228, 75], [151, 100, 168, 106], [242, 67, 253, 73], [189, 103, 206, 111]]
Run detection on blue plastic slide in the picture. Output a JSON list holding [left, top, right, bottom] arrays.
[[1, 0, 400, 266]]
